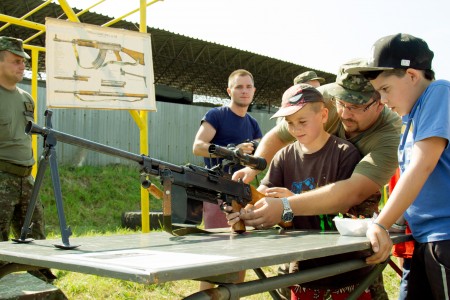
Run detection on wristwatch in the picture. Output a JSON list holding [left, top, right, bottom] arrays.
[[281, 198, 294, 222]]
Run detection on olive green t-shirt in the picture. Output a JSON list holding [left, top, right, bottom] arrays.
[[0, 86, 35, 166], [277, 102, 401, 187]]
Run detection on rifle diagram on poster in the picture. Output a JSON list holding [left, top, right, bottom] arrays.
[[46, 18, 156, 111]]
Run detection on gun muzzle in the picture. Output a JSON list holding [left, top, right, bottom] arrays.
[[208, 144, 267, 171], [25, 121, 49, 136]]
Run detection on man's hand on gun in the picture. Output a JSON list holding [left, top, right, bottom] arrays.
[[224, 197, 284, 230], [235, 141, 256, 155]]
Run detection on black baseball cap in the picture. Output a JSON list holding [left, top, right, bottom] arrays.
[[346, 33, 434, 75]]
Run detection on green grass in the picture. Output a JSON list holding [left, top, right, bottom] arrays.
[[34, 164, 400, 299]]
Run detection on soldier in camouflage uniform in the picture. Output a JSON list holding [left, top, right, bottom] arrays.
[[0, 36, 54, 282], [230, 58, 402, 300]]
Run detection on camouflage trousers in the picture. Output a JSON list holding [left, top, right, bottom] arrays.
[[0, 171, 46, 242]]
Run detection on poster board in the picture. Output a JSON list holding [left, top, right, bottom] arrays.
[[45, 18, 156, 111]]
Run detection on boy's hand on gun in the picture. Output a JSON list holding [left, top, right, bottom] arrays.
[[231, 167, 259, 184]]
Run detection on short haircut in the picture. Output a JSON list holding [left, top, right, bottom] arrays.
[[362, 69, 435, 81], [307, 101, 325, 113], [228, 69, 254, 88]]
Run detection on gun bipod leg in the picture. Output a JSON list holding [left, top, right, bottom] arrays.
[[160, 170, 211, 236]]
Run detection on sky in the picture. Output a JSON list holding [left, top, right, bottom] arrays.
[[72, 0, 450, 79]]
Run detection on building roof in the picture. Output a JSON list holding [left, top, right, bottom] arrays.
[[0, 0, 336, 107]]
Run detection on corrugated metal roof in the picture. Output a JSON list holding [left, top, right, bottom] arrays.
[[0, 0, 336, 107]]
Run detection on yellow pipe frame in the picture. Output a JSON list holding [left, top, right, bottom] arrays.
[[0, 14, 45, 31], [138, 0, 150, 233], [1, 0, 163, 234], [31, 48, 40, 178], [102, 0, 162, 27], [57, 0, 81, 22], [0, 0, 53, 31], [23, 0, 106, 44]]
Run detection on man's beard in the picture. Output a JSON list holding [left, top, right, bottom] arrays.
[[341, 118, 362, 136]]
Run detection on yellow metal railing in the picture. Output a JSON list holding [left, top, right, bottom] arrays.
[[0, 0, 164, 233]]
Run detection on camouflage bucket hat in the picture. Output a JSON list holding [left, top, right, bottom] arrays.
[[293, 70, 325, 85], [322, 58, 374, 105], [0, 36, 30, 59]]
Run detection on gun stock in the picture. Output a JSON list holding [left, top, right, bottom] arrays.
[[120, 48, 145, 65]]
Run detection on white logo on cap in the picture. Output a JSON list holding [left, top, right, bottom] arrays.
[[368, 46, 375, 65], [401, 59, 411, 67]]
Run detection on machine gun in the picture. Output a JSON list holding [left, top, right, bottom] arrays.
[[54, 35, 145, 69], [16, 111, 266, 248]]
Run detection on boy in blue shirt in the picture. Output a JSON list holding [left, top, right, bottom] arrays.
[[348, 33, 450, 299]]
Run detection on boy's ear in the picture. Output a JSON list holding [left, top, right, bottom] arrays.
[[321, 107, 329, 124], [406, 68, 422, 84]]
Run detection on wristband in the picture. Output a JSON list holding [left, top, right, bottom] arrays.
[[373, 222, 390, 235], [391, 223, 407, 231]]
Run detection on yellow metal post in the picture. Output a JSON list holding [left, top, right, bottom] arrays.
[[139, 0, 150, 233], [0, 14, 45, 31], [30, 48, 40, 177], [57, 0, 81, 22]]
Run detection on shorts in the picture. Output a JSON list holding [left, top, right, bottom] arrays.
[[203, 202, 229, 229]]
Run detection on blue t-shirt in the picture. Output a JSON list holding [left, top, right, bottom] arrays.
[[399, 80, 450, 243], [201, 106, 262, 170]]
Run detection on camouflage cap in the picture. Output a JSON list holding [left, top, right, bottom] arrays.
[[293, 70, 325, 85], [318, 58, 374, 105], [0, 36, 30, 59]]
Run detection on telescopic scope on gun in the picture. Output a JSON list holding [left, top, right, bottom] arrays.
[[208, 144, 267, 171]]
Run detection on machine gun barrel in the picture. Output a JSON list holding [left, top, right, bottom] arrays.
[[25, 121, 182, 174]]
